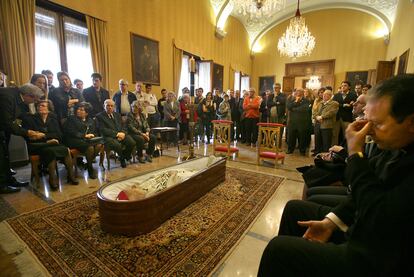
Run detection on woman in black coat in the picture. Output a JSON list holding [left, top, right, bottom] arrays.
[[22, 100, 79, 190], [63, 102, 103, 179]]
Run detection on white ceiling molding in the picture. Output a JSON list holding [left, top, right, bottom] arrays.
[[209, 0, 398, 50]]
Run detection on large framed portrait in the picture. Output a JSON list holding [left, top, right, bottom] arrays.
[[397, 49, 410, 75], [345, 71, 368, 88], [130, 33, 160, 85], [259, 75, 275, 95], [212, 63, 224, 92]]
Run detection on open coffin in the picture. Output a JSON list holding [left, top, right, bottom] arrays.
[[97, 156, 226, 236]]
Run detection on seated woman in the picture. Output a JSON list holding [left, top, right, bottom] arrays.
[[22, 100, 79, 190], [63, 102, 103, 179], [127, 101, 156, 163]]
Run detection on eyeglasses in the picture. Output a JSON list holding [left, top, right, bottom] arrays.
[[120, 83, 127, 86]]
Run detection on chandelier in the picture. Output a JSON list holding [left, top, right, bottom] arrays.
[[306, 76, 321, 90], [277, 0, 315, 58], [231, 0, 285, 23]]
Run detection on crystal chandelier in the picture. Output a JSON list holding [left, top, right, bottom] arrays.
[[231, 0, 285, 23], [277, 0, 315, 58], [306, 76, 321, 90]]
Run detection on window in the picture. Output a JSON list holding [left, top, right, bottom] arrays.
[[178, 54, 212, 97], [241, 75, 250, 92], [178, 55, 190, 95], [234, 71, 240, 92], [35, 6, 93, 87]]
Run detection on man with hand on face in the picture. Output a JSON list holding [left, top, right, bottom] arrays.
[[259, 74, 414, 277], [49, 71, 84, 125], [0, 84, 45, 193], [96, 99, 135, 168]]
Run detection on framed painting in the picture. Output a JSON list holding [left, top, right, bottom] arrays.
[[345, 71, 368, 88], [130, 33, 160, 85], [397, 49, 410, 75], [212, 63, 224, 92], [259, 75, 275, 95]]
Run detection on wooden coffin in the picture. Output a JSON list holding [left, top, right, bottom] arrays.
[[97, 156, 227, 236]]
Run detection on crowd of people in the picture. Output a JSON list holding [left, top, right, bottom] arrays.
[[0, 68, 375, 194]]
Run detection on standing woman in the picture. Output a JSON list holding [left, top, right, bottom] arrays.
[[22, 100, 79, 190], [179, 93, 191, 145], [163, 91, 181, 143], [63, 102, 102, 179], [201, 92, 216, 144]]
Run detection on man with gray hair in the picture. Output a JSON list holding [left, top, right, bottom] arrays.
[[0, 83, 45, 193]]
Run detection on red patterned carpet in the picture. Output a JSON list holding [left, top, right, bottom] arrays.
[[7, 167, 283, 276]]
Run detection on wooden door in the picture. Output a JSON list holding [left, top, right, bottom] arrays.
[[376, 61, 395, 83], [283, 76, 295, 93]]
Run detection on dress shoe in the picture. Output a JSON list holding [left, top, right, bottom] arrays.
[[146, 156, 153, 163], [0, 186, 21, 194], [138, 157, 146, 164], [67, 177, 79, 185], [286, 150, 294, 154], [88, 167, 97, 179], [120, 159, 127, 168], [10, 168, 17, 175], [11, 179, 29, 187]]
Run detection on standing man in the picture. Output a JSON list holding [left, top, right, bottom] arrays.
[[112, 79, 137, 123], [157, 88, 168, 126], [142, 84, 160, 128], [0, 84, 45, 193], [313, 90, 339, 153], [272, 83, 286, 146], [41, 69, 55, 93], [286, 88, 311, 155], [354, 83, 362, 96], [230, 90, 243, 141], [73, 79, 84, 93], [332, 81, 358, 145], [49, 71, 84, 125], [82, 73, 110, 117]]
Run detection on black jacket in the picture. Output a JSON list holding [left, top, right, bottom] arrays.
[[0, 87, 30, 137], [82, 86, 110, 117], [96, 111, 125, 139], [332, 91, 357, 122], [49, 87, 84, 122], [332, 145, 414, 276], [21, 113, 62, 142], [112, 91, 137, 115]]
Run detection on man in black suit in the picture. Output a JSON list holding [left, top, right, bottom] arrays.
[[258, 74, 414, 276], [0, 84, 45, 193], [272, 83, 286, 147], [82, 73, 110, 117], [230, 90, 243, 141], [332, 81, 357, 145], [96, 99, 135, 168], [286, 89, 311, 155]]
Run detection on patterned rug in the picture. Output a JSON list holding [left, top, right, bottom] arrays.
[[6, 167, 283, 276]]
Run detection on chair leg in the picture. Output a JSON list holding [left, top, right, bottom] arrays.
[[106, 151, 111, 171], [99, 149, 105, 169], [31, 160, 40, 185]]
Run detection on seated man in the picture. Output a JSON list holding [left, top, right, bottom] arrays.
[[259, 74, 414, 276], [96, 99, 135, 168], [127, 101, 156, 163]]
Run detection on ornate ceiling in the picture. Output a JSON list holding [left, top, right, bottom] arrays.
[[210, 0, 399, 50]]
